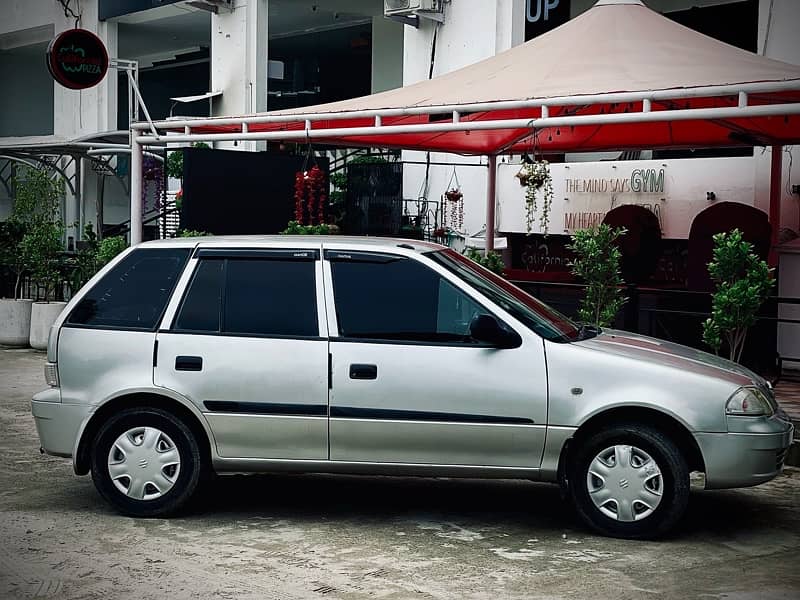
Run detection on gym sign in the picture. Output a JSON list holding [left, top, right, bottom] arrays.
[[46, 29, 109, 90]]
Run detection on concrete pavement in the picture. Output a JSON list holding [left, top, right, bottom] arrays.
[[1, 348, 799, 600]]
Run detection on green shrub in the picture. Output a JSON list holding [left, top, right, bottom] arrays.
[[14, 167, 65, 301], [96, 235, 127, 267], [465, 248, 505, 275], [567, 225, 627, 327], [280, 221, 331, 235], [176, 229, 211, 238], [165, 142, 210, 180], [702, 229, 774, 362]]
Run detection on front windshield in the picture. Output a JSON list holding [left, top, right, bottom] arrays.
[[426, 248, 582, 342]]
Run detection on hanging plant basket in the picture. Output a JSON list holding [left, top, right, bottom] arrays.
[[518, 160, 554, 234], [445, 188, 463, 202], [441, 169, 465, 234]]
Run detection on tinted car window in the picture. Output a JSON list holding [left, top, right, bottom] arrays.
[[173, 259, 224, 332], [223, 259, 318, 337], [330, 256, 484, 343], [67, 248, 190, 330], [427, 249, 581, 342]]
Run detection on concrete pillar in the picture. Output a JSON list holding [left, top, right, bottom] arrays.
[[211, 0, 268, 151]]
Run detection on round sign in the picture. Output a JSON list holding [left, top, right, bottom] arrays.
[[46, 28, 109, 90]]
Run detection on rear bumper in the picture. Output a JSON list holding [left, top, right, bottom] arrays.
[[696, 420, 794, 489], [31, 390, 90, 458]]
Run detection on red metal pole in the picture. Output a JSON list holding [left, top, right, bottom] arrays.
[[769, 145, 783, 266], [485, 155, 497, 256]]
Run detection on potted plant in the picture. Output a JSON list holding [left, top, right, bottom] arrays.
[[567, 224, 628, 327], [702, 229, 774, 363], [0, 219, 32, 346], [13, 167, 67, 350]]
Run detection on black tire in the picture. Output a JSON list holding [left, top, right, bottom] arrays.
[[568, 423, 689, 539], [91, 407, 202, 517]]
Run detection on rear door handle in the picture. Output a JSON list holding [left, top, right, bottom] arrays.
[[349, 363, 377, 380], [175, 356, 203, 371]]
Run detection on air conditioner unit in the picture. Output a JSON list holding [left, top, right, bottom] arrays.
[[384, 0, 444, 18]]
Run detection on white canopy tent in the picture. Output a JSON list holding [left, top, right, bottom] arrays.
[[129, 0, 800, 249]]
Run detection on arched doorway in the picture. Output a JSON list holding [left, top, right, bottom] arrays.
[[688, 202, 771, 292], [602, 205, 662, 284]]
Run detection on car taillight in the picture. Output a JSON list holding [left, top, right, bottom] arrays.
[[44, 362, 59, 387]]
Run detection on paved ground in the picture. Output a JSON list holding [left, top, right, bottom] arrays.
[[1, 348, 799, 600], [774, 375, 800, 424]]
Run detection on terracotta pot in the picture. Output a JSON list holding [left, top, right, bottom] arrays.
[[29, 302, 67, 351], [0, 299, 33, 347]]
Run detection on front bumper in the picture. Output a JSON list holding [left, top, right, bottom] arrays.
[[696, 417, 794, 489], [31, 389, 91, 458]]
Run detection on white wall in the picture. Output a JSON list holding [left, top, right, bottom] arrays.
[[0, 46, 54, 137], [371, 16, 404, 93]]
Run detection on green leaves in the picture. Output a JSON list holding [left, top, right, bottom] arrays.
[[567, 225, 627, 327], [702, 229, 774, 362], [165, 142, 210, 180], [280, 221, 331, 235], [465, 248, 505, 275], [12, 166, 65, 301], [65, 224, 128, 294], [96, 236, 127, 266], [176, 229, 211, 238]]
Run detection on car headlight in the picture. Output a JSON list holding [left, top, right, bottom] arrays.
[[726, 386, 774, 417]]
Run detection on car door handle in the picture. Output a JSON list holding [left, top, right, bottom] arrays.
[[175, 356, 203, 371], [349, 364, 377, 380]]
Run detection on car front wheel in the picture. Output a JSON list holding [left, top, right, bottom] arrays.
[[568, 423, 690, 539], [91, 407, 202, 517]]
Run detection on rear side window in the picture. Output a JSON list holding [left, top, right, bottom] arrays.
[[173, 258, 318, 337], [173, 259, 223, 332], [67, 248, 190, 330]]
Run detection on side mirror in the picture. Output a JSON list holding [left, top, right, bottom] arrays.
[[469, 314, 522, 349]]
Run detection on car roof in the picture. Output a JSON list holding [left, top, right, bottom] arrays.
[[136, 235, 445, 254]]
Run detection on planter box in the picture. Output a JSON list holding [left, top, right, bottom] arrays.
[[0, 299, 34, 346], [29, 302, 67, 351]]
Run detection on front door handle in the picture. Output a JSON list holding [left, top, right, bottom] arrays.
[[176, 355, 203, 371], [349, 363, 377, 380]]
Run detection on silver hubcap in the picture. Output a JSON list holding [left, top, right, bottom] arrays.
[[586, 445, 663, 522], [107, 427, 181, 501]]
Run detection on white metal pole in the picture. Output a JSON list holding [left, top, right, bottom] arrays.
[[485, 155, 497, 256], [130, 134, 143, 246]]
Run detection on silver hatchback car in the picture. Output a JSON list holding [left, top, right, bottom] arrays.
[[32, 236, 793, 538]]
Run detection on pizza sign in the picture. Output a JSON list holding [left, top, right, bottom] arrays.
[[46, 29, 109, 90]]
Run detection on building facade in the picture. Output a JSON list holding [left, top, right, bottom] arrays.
[[1, 0, 798, 252]]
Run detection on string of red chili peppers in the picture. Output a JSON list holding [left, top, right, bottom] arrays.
[[293, 165, 327, 225]]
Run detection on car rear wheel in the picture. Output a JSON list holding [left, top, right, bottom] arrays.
[[91, 407, 202, 517], [568, 423, 689, 539]]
